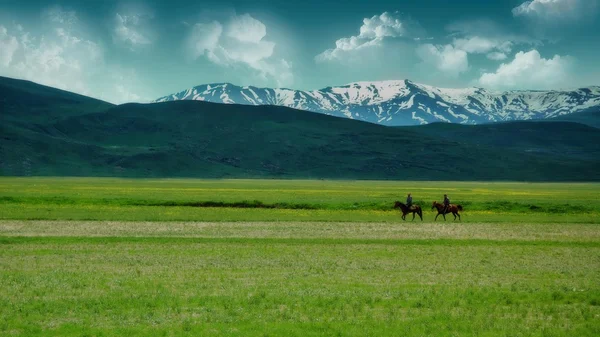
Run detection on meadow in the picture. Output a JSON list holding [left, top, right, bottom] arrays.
[[0, 177, 599, 222], [1, 177, 599, 336]]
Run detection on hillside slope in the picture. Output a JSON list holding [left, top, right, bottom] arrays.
[[0, 76, 113, 124], [402, 121, 600, 161], [2, 77, 599, 181], [550, 109, 600, 129]]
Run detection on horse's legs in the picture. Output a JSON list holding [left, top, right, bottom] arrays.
[[453, 212, 457, 220], [412, 212, 415, 221], [443, 213, 447, 221], [457, 212, 461, 221], [435, 213, 439, 221]]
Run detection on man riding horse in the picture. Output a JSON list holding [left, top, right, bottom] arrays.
[[443, 194, 450, 214], [432, 195, 463, 221], [394, 193, 423, 221]]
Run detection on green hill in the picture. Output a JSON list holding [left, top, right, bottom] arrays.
[[550, 109, 600, 129], [1, 76, 113, 124], [1, 76, 599, 181], [401, 121, 600, 161]]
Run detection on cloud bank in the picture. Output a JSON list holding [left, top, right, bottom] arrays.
[[512, 0, 598, 21], [315, 12, 424, 63], [0, 7, 148, 104], [416, 44, 469, 77], [113, 13, 153, 48], [187, 13, 293, 87], [479, 49, 572, 90]]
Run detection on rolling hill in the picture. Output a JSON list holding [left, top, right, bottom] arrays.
[[401, 121, 600, 161], [1, 76, 114, 123], [1, 76, 599, 181], [550, 108, 600, 129]]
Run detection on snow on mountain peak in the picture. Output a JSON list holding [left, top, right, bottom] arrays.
[[154, 80, 600, 126]]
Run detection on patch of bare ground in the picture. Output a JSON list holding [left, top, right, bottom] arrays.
[[1, 220, 599, 242]]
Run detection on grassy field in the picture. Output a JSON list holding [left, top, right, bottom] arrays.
[[1, 177, 599, 336], [1, 221, 599, 336], [1, 177, 599, 222]]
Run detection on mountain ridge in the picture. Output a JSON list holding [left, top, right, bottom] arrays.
[[155, 80, 600, 126], [2, 75, 599, 181]]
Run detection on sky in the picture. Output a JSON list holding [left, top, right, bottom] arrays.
[[0, 0, 599, 104]]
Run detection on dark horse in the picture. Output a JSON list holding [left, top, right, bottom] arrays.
[[431, 201, 463, 221], [394, 201, 423, 221]]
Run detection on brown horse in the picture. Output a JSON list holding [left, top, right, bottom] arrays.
[[432, 201, 463, 221], [394, 201, 423, 221]]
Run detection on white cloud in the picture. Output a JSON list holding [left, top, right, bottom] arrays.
[[43, 6, 78, 26], [452, 37, 513, 54], [358, 11, 422, 39], [446, 19, 540, 60], [0, 24, 102, 96], [315, 36, 381, 63], [188, 21, 223, 62], [447, 19, 538, 45], [512, 0, 598, 21], [0, 16, 147, 104], [0, 26, 19, 66], [187, 13, 292, 87], [113, 13, 153, 48], [416, 44, 469, 77], [487, 52, 508, 61], [451, 36, 513, 62], [2, 7, 103, 97], [316, 12, 424, 62], [453, 36, 497, 54], [225, 13, 267, 43], [479, 50, 572, 89]]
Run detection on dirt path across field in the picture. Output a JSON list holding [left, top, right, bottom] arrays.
[[1, 220, 599, 242]]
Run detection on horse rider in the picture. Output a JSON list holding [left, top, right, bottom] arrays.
[[443, 194, 450, 214], [406, 193, 413, 209]]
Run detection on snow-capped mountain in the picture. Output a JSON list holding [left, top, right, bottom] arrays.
[[154, 80, 600, 126]]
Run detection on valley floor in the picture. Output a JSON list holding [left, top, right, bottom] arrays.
[[1, 178, 599, 336]]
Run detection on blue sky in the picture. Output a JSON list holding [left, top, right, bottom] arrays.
[[0, 0, 598, 103]]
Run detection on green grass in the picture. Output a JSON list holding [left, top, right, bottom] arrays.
[[1, 178, 599, 335], [1, 221, 599, 336], [1, 177, 599, 222]]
